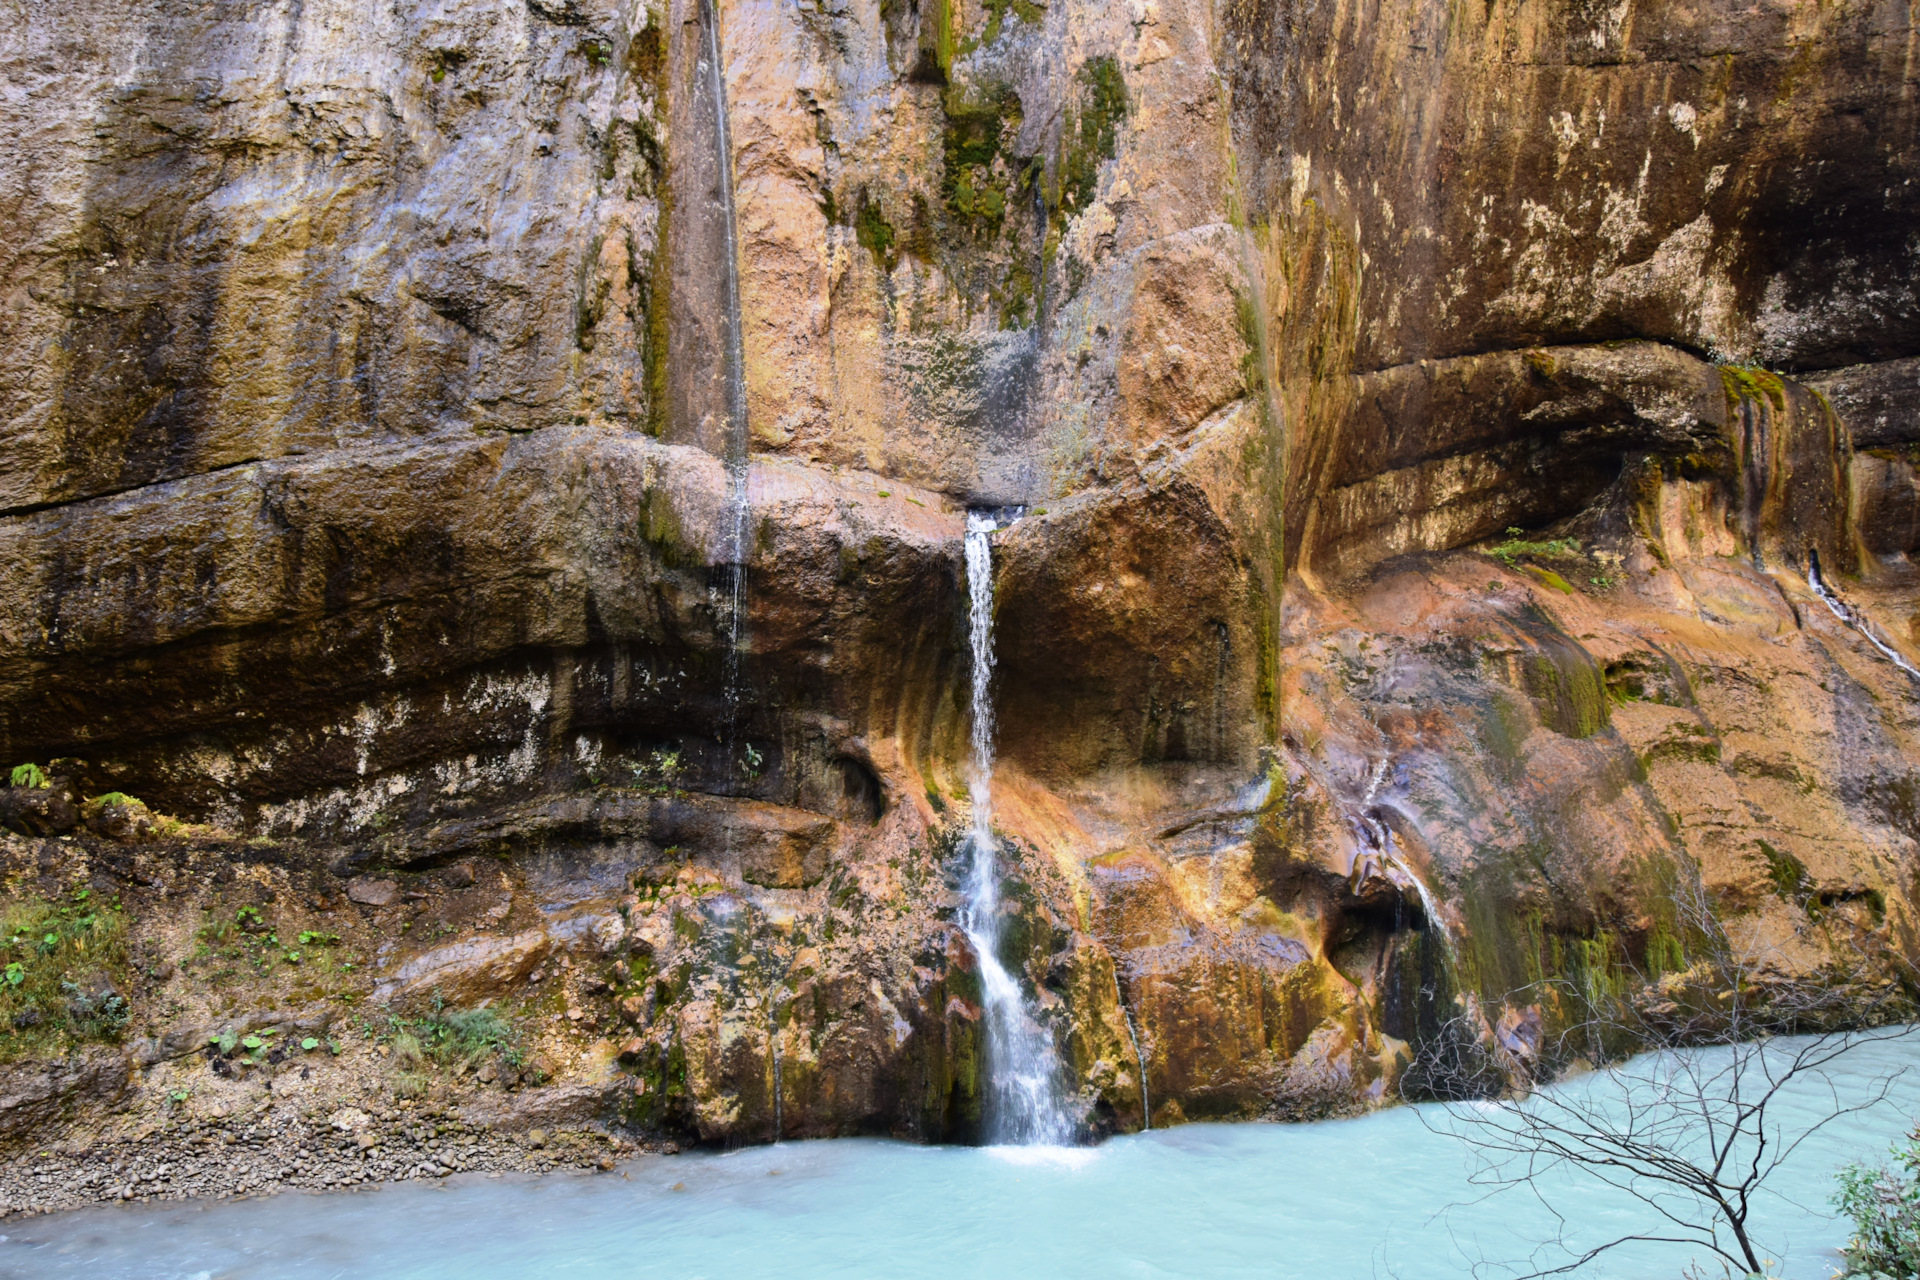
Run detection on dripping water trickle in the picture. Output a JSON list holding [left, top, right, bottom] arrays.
[[1808, 549, 1920, 680], [1356, 756, 1450, 952], [768, 993, 784, 1141], [1116, 977, 1151, 1131], [699, 0, 753, 777], [963, 510, 1075, 1147]]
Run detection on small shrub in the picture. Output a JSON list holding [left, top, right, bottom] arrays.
[[1836, 1128, 1920, 1278], [383, 997, 526, 1075], [8, 764, 48, 789], [391, 1030, 426, 1070]]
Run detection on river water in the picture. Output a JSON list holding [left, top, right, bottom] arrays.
[[4, 1035, 1915, 1279]]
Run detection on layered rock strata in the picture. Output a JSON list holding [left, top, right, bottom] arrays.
[[1, 0, 1916, 1167]]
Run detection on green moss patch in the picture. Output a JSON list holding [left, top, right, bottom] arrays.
[[1055, 57, 1128, 219], [1718, 364, 1788, 415]]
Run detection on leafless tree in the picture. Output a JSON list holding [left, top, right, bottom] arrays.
[[1410, 867, 1917, 1278]]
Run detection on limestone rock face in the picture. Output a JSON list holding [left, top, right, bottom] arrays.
[[1, 0, 1917, 1147]]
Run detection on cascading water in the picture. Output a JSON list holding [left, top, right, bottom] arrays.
[[1117, 984, 1151, 1131], [698, 0, 753, 740], [698, 0, 779, 1137], [1354, 756, 1451, 949], [962, 510, 1075, 1147], [1808, 549, 1920, 680]]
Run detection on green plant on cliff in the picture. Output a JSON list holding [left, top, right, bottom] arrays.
[[384, 996, 526, 1074], [1835, 1128, 1920, 1278], [1055, 57, 1128, 220], [855, 192, 896, 269], [979, 0, 1043, 46], [8, 763, 49, 789], [0, 887, 130, 1062], [942, 85, 1020, 231], [1487, 527, 1581, 567]]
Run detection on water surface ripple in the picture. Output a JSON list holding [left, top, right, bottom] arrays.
[[4, 1034, 1916, 1279]]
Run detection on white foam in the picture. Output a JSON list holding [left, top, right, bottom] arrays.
[[983, 1143, 1101, 1170]]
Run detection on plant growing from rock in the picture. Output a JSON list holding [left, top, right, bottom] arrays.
[[380, 995, 527, 1093], [0, 886, 131, 1060]]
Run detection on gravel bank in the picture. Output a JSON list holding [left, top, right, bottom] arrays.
[[0, 1103, 674, 1218]]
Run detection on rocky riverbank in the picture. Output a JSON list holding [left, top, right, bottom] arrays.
[[0, 1099, 664, 1219]]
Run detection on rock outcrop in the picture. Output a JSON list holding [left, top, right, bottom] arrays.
[[1, 0, 1916, 1155]]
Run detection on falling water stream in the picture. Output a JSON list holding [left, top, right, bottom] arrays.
[[963, 510, 1075, 1146], [1354, 756, 1450, 948], [699, 0, 752, 720], [698, 0, 779, 1133], [1809, 549, 1920, 680]]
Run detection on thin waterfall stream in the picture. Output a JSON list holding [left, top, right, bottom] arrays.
[[698, 0, 778, 1134], [699, 0, 752, 726], [962, 510, 1075, 1146]]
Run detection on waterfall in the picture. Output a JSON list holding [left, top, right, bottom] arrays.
[[962, 510, 1075, 1147], [699, 0, 753, 761], [1808, 550, 1920, 680], [1355, 755, 1451, 951], [1117, 980, 1151, 1131], [768, 995, 784, 1141]]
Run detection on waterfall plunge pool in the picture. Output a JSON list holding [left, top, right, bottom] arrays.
[[5, 1033, 1916, 1279]]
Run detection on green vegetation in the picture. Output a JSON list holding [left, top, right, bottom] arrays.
[[0, 887, 130, 1061], [1835, 1129, 1920, 1278], [1756, 837, 1811, 902], [385, 997, 527, 1073], [193, 904, 354, 982], [979, 0, 1043, 45], [855, 193, 896, 268], [8, 763, 48, 789], [381, 998, 528, 1098], [1719, 363, 1788, 414], [1056, 57, 1128, 218], [627, 747, 687, 795], [942, 85, 1020, 231], [1522, 565, 1575, 595], [1487, 527, 1580, 566]]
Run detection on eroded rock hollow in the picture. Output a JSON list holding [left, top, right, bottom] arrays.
[[2, 0, 1917, 1161]]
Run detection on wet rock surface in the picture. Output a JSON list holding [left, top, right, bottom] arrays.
[[1, 0, 1917, 1210]]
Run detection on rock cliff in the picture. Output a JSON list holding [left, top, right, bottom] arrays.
[[1, 0, 1917, 1156]]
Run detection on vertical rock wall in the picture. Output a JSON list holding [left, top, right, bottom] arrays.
[[1, 0, 1918, 1147]]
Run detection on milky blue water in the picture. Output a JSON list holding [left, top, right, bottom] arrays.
[[4, 1035, 1916, 1280]]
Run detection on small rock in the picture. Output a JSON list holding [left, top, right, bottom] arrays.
[[0, 785, 77, 838], [526, 1130, 546, 1149], [346, 878, 400, 907], [83, 796, 156, 842], [329, 1108, 369, 1133]]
